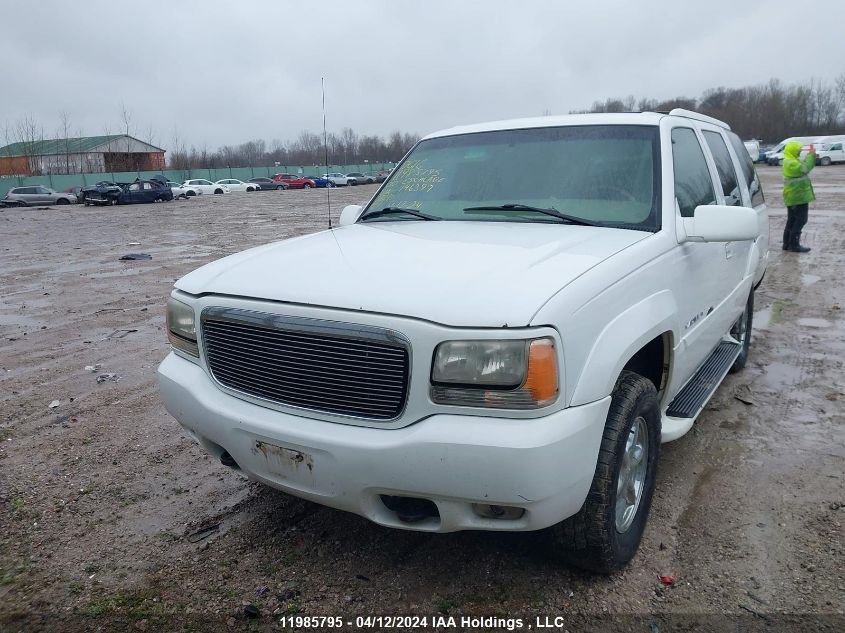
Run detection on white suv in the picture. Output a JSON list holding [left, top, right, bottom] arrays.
[[158, 109, 768, 573]]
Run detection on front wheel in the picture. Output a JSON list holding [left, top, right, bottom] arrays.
[[729, 289, 754, 373], [214, 188, 224, 195], [303, 183, 311, 189], [548, 371, 660, 574], [275, 185, 284, 190], [820, 157, 831, 166], [326, 181, 334, 188]]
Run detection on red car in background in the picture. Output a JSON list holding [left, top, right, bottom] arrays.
[[272, 173, 316, 189]]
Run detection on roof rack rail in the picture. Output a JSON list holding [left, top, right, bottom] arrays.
[[668, 108, 730, 130]]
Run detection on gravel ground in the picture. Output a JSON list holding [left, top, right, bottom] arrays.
[[1, 170, 843, 632]]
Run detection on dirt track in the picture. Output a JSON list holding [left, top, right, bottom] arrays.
[[1, 171, 843, 632]]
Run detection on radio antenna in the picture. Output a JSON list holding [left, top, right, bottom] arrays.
[[322, 77, 332, 229]]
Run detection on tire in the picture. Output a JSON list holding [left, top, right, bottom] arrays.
[[275, 185, 284, 191], [214, 188, 224, 195], [729, 289, 754, 373], [350, 180, 358, 186], [247, 186, 254, 192], [548, 371, 660, 574], [17, 201, 27, 207], [303, 183, 311, 189], [326, 181, 334, 188], [56, 198, 69, 205], [820, 157, 831, 166]]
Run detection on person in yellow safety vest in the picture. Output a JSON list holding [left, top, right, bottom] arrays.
[[781, 140, 816, 253]]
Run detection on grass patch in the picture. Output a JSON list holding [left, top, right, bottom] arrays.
[[82, 589, 168, 619], [769, 299, 793, 325]]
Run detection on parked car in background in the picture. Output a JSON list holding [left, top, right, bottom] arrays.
[[307, 175, 333, 188], [183, 179, 230, 195], [345, 172, 375, 185], [63, 185, 84, 197], [215, 178, 259, 192], [272, 174, 315, 189], [2, 186, 77, 206], [248, 177, 287, 191], [765, 136, 819, 165], [816, 141, 845, 165], [375, 169, 391, 182], [86, 178, 174, 205], [324, 173, 352, 186], [169, 182, 198, 198], [80, 181, 121, 205]]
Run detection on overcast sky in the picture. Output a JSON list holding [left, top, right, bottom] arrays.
[[3, 0, 844, 151]]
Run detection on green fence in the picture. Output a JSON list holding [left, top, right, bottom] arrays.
[[0, 163, 395, 197]]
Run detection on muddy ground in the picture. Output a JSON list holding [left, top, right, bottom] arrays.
[[1, 170, 843, 632]]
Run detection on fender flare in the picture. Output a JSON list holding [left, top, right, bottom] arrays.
[[570, 290, 678, 406]]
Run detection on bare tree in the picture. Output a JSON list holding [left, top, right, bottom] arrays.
[[58, 111, 72, 174], [14, 115, 43, 175]]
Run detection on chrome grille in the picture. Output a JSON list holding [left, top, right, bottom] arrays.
[[201, 308, 410, 420]]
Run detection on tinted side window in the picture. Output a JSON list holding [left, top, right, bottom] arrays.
[[671, 127, 716, 217], [727, 131, 764, 206], [703, 131, 741, 206]]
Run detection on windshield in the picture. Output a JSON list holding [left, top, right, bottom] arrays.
[[364, 125, 661, 229]]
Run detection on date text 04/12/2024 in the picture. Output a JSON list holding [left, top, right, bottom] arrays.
[[278, 615, 576, 630]]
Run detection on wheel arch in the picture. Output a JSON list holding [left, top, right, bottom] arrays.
[[569, 290, 677, 407]]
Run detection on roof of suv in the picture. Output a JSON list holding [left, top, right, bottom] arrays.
[[423, 109, 729, 140]]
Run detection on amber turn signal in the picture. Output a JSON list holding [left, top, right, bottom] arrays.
[[524, 338, 559, 404]]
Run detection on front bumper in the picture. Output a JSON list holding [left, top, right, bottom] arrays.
[[158, 352, 609, 533]]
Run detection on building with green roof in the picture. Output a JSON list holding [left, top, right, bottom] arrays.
[[0, 135, 165, 176]]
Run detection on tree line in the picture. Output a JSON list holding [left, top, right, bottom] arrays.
[[572, 75, 845, 143], [167, 129, 420, 171]]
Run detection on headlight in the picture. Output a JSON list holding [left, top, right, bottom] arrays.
[[430, 337, 558, 409], [166, 297, 198, 357]]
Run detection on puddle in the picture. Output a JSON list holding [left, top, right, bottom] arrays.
[[757, 361, 803, 388], [753, 305, 772, 330], [89, 268, 144, 279], [801, 274, 821, 286], [0, 314, 40, 327], [797, 317, 831, 328]]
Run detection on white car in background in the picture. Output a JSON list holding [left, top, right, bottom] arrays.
[[182, 179, 230, 195], [324, 173, 352, 186], [215, 179, 259, 192], [169, 182, 199, 198]]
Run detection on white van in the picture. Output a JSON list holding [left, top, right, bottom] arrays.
[[743, 139, 761, 163], [765, 136, 822, 165], [816, 140, 845, 165]]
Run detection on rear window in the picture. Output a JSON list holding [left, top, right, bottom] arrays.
[[703, 131, 741, 206], [727, 131, 764, 207]]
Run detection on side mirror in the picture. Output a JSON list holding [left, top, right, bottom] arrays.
[[339, 204, 363, 227], [683, 205, 759, 242]]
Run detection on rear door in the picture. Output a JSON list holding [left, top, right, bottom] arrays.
[[700, 127, 754, 332], [726, 131, 768, 285]]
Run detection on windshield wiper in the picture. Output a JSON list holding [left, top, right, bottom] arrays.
[[359, 207, 441, 222], [462, 204, 600, 227]]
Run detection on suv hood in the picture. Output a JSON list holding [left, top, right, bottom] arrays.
[[176, 222, 649, 327]]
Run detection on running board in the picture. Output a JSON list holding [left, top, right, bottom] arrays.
[[662, 340, 741, 442]]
